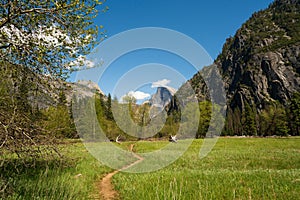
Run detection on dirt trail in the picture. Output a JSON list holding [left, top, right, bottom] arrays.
[[99, 144, 143, 200]]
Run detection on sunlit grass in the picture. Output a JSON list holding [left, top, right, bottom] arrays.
[[114, 137, 300, 200], [2, 138, 300, 199], [1, 142, 111, 200]]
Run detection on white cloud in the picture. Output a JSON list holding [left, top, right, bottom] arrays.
[[128, 91, 151, 100], [121, 91, 151, 102], [151, 79, 177, 95], [151, 79, 171, 88]]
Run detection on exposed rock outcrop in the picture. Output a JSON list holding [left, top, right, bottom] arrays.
[[188, 0, 300, 111], [149, 87, 175, 108], [148, 86, 176, 118], [68, 80, 104, 101]]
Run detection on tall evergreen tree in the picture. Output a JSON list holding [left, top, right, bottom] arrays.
[[224, 107, 234, 136], [105, 93, 114, 120], [242, 102, 257, 136], [259, 102, 289, 136], [197, 101, 212, 138], [233, 107, 243, 135], [288, 92, 300, 136]]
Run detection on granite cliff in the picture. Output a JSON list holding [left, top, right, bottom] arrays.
[[189, 0, 300, 111]]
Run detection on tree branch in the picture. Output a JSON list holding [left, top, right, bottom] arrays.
[[0, 5, 69, 28], [0, 43, 11, 49]]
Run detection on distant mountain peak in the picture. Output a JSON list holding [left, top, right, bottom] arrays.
[[70, 80, 104, 100], [148, 86, 175, 118], [150, 86, 175, 108]]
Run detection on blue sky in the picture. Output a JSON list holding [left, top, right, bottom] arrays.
[[73, 0, 274, 101]]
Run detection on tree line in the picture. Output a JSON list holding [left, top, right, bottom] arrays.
[[223, 94, 300, 136], [93, 92, 300, 139]]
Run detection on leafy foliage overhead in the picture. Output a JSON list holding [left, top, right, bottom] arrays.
[[0, 0, 107, 78]]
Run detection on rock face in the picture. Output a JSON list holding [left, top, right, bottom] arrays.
[[150, 87, 175, 108], [189, 0, 300, 111], [149, 86, 176, 118], [30, 78, 104, 109], [68, 80, 104, 101]]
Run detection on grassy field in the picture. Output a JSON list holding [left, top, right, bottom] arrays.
[[1, 142, 111, 200], [1, 137, 300, 199], [114, 137, 300, 200]]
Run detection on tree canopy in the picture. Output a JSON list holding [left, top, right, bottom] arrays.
[[0, 0, 107, 165], [0, 0, 107, 78]]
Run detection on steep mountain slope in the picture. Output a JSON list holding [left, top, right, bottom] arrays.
[[150, 87, 175, 108], [189, 0, 300, 111], [148, 86, 176, 118], [68, 80, 104, 102]]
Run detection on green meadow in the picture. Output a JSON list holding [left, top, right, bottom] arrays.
[[114, 138, 300, 200], [1, 142, 111, 200], [2, 137, 300, 199]]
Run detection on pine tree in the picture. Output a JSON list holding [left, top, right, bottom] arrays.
[[224, 107, 234, 136], [242, 102, 257, 136], [259, 102, 289, 136], [105, 93, 114, 120], [198, 101, 212, 138], [233, 107, 243, 135], [288, 92, 300, 136]]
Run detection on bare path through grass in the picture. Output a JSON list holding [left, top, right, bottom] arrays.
[[99, 144, 143, 200]]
